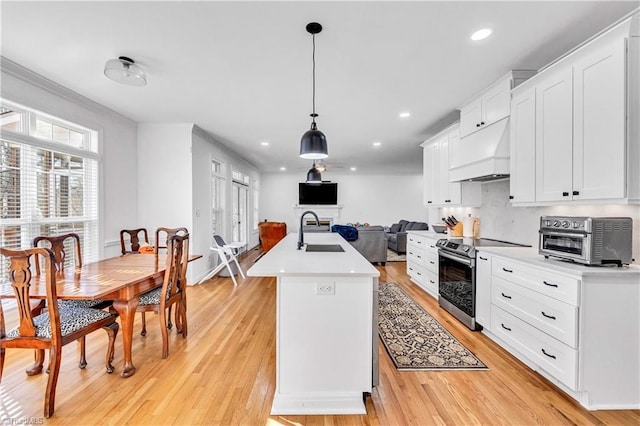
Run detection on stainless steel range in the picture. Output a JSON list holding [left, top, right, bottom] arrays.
[[436, 238, 529, 330]]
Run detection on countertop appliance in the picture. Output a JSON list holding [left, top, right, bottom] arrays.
[[436, 237, 529, 330], [539, 216, 632, 266]]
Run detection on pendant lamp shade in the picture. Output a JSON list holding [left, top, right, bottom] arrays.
[[306, 163, 322, 183], [300, 122, 328, 159], [104, 56, 147, 86], [299, 22, 328, 160]]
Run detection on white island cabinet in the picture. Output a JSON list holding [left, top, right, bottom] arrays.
[[247, 232, 380, 415]]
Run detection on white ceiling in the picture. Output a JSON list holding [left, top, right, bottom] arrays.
[[1, 1, 637, 175]]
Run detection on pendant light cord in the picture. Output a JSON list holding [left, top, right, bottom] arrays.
[[311, 33, 317, 126]]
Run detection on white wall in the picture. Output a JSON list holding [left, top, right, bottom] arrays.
[[260, 172, 427, 231], [437, 180, 640, 265], [1, 59, 139, 258], [191, 126, 260, 282]]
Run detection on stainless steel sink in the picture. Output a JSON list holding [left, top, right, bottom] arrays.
[[305, 244, 345, 252]]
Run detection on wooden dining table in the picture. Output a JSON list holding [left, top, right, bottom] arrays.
[[0, 253, 201, 377]]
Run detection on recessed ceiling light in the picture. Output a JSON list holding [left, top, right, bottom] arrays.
[[372, 141, 382, 147], [279, 167, 286, 171], [399, 112, 411, 118], [350, 167, 357, 171], [260, 141, 270, 146], [471, 28, 493, 41]]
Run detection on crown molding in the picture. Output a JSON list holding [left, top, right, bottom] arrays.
[[0, 56, 135, 125]]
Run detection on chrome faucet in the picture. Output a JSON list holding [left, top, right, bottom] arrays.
[[298, 210, 320, 250]]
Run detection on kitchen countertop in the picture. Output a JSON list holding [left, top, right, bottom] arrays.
[[477, 246, 640, 277], [247, 232, 380, 278]]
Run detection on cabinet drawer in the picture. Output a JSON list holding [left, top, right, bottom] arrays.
[[493, 257, 580, 305], [424, 251, 439, 273], [407, 261, 428, 285], [423, 269, 438, 299], [492, 307, 578, 390], [492, 277, 578, 347], [407, 233, 430, 248], [407, 245, 428, 264]]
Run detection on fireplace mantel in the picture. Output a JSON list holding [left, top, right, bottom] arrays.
[[293, 205, 343, 228]]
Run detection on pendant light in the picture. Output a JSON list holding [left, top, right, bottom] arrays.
[[306, 162, 322, 184], [299, 22, 328, 160]]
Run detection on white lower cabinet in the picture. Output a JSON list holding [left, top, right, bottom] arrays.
[[476, 250, 640, 410], [406, 232, 440, 299]]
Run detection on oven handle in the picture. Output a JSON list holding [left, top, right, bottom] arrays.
[[539, 230, 587, 239], [438, 250, 474, 266]]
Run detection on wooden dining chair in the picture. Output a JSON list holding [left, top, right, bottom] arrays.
[[120, 228, 150, 255], [136, 233, 189, 358], [154, 226, 188, 253], [0, 246, 119, 418], [33, 233, 112, 369], [138, 226, 188, 335]]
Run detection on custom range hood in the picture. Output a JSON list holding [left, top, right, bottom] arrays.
[[448, 117, 510, 182]]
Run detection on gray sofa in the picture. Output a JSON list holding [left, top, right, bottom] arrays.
[[386, 220, 429, 254], [347, 225, 387, 265]]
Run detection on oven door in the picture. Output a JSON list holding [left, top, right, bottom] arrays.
[[438, 250, 476, 319], [539, 230, 591, 263]]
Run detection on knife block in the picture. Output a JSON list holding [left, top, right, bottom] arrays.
[[450, 222, 463, 237]]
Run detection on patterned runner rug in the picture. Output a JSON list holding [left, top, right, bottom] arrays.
[[378, 282, 488, 370]]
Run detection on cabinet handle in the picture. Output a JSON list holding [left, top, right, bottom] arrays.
[[502, 267, 513, 273], [480, 121, 485, 125], [417, 255, 422, 259], [476, 123, 481, 127], [541, 311, 556, 320], [417, 241, 423, 244], [501, 323, 512, 331], [429, 261, 435, 265], [445, 199, 451, 203], [427, 201, 432, 204], [430, 280, 435, 284], [573, 190, 580, 196], [501, 292, 512, 299], [543, 280, 558, 288], [479, 256, 488, 261], [430, 245, 436, 249], [541, 348, 557, 359], [509, 195, 514, 200], [417, 272, 422, 276], [409, 267, 414, 271], [562, 191, 569, 197]]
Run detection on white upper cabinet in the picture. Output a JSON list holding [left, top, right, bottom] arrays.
[[460, 71, 535, 138], [510, 14, 639, 205], [509, 86, 537, 203], [572, 37, 626, 200], [422, 123, 481, 207], [535, 67, 574, 202]]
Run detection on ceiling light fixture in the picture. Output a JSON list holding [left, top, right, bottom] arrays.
[[471, 28, 493, 41], [315, 161, 327, 172], [104, 56, 147, 86], [306, 162, 322, 184], [299, 22, 328, 160], [372, 141, 382, 147]]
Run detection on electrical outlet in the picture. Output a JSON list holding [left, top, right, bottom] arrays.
[[316, 282, 335, 295]]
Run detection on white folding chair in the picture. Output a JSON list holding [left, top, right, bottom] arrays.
[[199, 234, 246, 286]]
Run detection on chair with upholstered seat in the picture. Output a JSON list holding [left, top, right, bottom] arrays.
[[136, 233, 189, 358], [32, 233, 111, 370], [120, 228, 150, 255], [136, 226, 189, 336], [0, 246, 119, 418]]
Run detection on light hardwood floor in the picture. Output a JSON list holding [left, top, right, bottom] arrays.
[[1, 247, 638, 425]]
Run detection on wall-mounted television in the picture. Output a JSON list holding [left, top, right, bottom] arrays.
[[298, 182, 338, 205]]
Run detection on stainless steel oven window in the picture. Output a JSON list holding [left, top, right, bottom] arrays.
[[438, 252, 475, 317]]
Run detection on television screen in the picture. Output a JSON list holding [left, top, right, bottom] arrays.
[[298, 182, 338, 205]]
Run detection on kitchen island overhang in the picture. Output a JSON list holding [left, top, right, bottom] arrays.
[[248, 232, 380, 415]]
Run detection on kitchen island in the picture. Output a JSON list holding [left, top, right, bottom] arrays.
[[247, 232, 380, 415]]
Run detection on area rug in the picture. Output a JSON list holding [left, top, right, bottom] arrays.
[[378, 282, 487, 370], [386, 249, 406, 262]]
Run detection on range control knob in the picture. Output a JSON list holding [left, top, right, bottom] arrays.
[[573, 221, 580, 229], [562, 220, 570, 228], [462, 246, 470, 252], [553, 220, 560, 227]]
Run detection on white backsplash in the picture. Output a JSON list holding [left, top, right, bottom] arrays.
[[435, 180, 640, 264]]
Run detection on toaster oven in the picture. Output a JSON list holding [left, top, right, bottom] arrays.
[[539, 216, 632, 266]]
